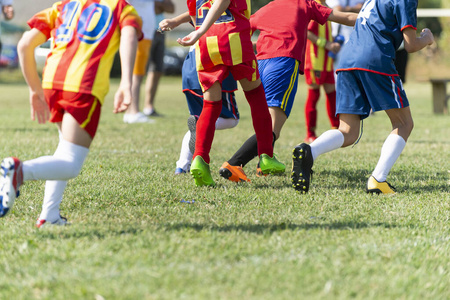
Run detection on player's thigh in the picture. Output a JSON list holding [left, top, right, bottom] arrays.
[[258, 57, 299, 118]]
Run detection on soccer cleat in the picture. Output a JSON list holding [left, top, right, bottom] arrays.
[[219, 162, 250, 182], [0, 157, 23, 217], [187, 115, 198, 154], [366, 176, 396, 194], [259, 154, 285, 175], [255, 165, 268, 177], [174, 167, 186, 175], [36, 216, 69, 228], [190, 156, 215, 187], [291, 143, 314, 193]]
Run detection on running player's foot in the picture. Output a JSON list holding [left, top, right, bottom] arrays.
[[259, 154, 285, 175], [219, 162, 250, 182], [36, 216, 69, 228], [0, 157, 23, 217], [291, 143, 314, 193], [366, 176, 396, 194], [190, 156, 215, 187], [174, 167, 186, 175], [187, 115, 198, 154]]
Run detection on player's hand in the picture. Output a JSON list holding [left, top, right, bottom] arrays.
[[113, 86, 131, 113], [420, 28, 434, 46], [158, 19, 175, 32], [29, 91, 49, 124], [177, 31, 200, 46], [326, 42, 341, 54]]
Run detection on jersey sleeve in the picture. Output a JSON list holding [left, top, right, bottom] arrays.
[[187, 0, 196, 17], [396, 0, 417, 31], [310, 0, 332, 25], [120, 3, 144, 40], [27, 2, 60, 39]]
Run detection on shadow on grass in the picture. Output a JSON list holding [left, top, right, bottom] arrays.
[[35, 220, 403, 240], [162, 221, 401, 233], [290, 168, 449, 194]]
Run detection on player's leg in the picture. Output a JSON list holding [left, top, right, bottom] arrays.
[[189, 81, 222, 186], [304, 85, 321, 143], [367, 106, 413, 194], [124, 39, 153, 123], [143, 32, 165, 116], [323, 83, 339, 129]]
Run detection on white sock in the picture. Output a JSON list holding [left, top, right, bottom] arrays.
[[23, 139, 89, 181], [176, 131, 192, 171], [310, 129, 344, 160], [215, 117, 239, 130], [38, 180, 67, 222], [372, 134, 406, 182]]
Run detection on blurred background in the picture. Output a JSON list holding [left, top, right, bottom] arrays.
[[1, 0, 450, 81]]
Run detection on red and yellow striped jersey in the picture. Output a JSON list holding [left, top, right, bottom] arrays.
[[187, 0, 255, 71], [305, 19, 333, 72], [28, 0, 143, 103]]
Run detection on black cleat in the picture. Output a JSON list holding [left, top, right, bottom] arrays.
[[291, 143, 314, 193]]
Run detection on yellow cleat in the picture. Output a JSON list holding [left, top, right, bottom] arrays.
[[366, 176, 396, 194]]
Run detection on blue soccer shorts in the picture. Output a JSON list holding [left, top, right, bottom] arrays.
[[336, 70, 409, 119], [184, 89, 239, 120], [258, 56, 300, 118]]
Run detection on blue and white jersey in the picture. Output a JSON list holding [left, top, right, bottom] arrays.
[[337, 0, 418, 76]]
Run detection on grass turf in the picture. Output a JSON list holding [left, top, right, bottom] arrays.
[[0, 73, 449, 299]]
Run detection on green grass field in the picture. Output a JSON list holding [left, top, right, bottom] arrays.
[[0, 72, 449, 299]]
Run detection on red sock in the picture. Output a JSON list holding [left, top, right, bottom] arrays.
[[325, 90, 339, 128], [305, 88, 321, 137], [193, 100, 222, 164], [244, 84, 273, 157]]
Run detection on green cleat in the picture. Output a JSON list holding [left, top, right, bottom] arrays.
[[190, 156, 215, 187], [259, 154, 285, 175]]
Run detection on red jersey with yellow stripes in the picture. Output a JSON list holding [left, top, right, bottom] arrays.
[[28, 0, 143, 103], [187, 0, 255, 71], [305, 20, 334, 72]]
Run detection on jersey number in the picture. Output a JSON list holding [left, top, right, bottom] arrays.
[[56, 1, 113, 44], [195, 0, 234, 26]]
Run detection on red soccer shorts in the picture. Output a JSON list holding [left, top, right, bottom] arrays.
[[197, 60, 259, 92], [44, 89, 102, 138], [305, 69, 335, 85]]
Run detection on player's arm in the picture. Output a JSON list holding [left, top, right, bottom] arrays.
[[113, 26, 138, 114], [17, 28, 50, 124], [177, 0, 231, 46], [159, 11, 191, 32], [307, 30, 340, 54], [334, 3, 363, 13], [328, 9, 358, 27], [402, 27, 434, 53]]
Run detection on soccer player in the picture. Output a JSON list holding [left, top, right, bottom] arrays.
[[0, 0, 143, 226], [163, 0, 285, 187], [291, 0, 434, 194], [303, 0, 342, 143], [175, 46, 240, 175], [219, 0, 357, 183]]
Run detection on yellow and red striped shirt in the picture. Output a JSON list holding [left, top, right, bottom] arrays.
[[305, 19, 334, 72], [28, 0, 143, 103]]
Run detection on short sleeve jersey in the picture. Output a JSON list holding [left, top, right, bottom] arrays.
[[28, 0, 143, 103], [187, 0, 255, 71], [250, 0, 331, 74], [337, 0, 418, 75]]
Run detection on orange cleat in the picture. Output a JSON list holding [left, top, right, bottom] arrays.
[[219, 162, 250, 182]]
